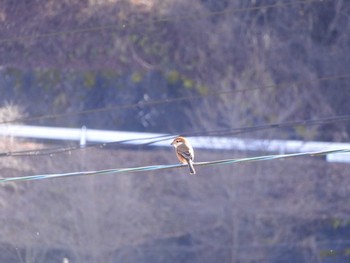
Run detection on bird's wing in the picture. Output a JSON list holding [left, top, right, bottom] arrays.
[[177, 147, 193, 161]]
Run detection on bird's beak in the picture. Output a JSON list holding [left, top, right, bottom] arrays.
[[170, 141, 174, 146]]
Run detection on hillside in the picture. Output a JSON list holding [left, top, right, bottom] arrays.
[[0, 0, 349, 140], [1, 0, 350, 262]]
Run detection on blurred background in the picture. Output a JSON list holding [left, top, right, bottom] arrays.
[[1, 0, 350, 262]]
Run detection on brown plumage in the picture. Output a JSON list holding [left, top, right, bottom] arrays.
[[171, 136, 196, 175]]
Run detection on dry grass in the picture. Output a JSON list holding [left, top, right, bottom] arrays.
[[0, 139, 349, 262]]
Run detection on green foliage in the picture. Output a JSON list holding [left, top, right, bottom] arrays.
[[166, 70, 180, 84], [320, 248, 350, 258], [345, 248, 350, 256], [320, 249, 338, 257], [166, 70, 207, 93], [35, 69, 61, 90], [331, 218, 342, 229], [195, 83, 209, 95], [83, 72, 96, 88], [131, 72, 142, 83], [182, 77, 193, 89], [294, 125, 318, 140]]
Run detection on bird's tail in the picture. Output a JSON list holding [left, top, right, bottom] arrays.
[[187, 160, 196, 175]]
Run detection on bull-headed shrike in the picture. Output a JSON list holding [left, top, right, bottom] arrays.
[[171, 136, 196, 175]]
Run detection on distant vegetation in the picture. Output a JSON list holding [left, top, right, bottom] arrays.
[[1, 0, 350, 141], [1, 1, 350, 263]]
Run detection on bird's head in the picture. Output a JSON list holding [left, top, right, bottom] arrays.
[[171, 136, 186, 147]]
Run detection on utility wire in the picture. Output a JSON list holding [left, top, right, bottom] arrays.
[[182, 114, 350, 138], [0, 133, 175, 157], [2, 72, 350, 125], [0, 147, 348, 183], [0, 0, 326, 44], [2, 113, 350, 158]]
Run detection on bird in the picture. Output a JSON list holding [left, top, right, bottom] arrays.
[[171, 136, 196, 175]]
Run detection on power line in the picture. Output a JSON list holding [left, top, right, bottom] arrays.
[[2, 113, 350, 158], [0, 147, 348, 183], [0, 133, 174, 157], [0, 0, 326, 44], [182, 114, 350, 138], [2, 72, 350, 125]]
